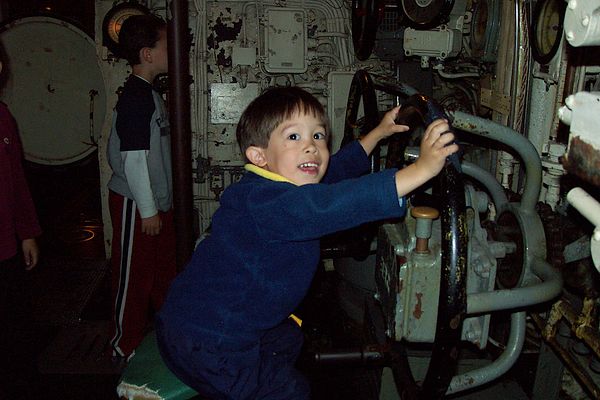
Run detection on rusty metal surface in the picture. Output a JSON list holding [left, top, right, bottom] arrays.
[[563, 135, 600, 187], [532, 311, 600, 399]]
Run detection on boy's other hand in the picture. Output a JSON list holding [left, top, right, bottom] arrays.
[[416, 119, 459, 178], [142, 214, 162, 236], [360, 106, 410, 156], [22, 238, 39, 270], [378, 106, 410, 140]]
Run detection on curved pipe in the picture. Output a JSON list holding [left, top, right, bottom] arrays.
[[447, 312, 526, 394], [462, 161, 509, 213], [403, 152, 509, 214], [449, 111, 542, 212], [467, 257, 563, 314]]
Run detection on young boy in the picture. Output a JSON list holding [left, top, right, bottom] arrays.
[[156, 87, 457, 399], [106, 14, 176, 361]]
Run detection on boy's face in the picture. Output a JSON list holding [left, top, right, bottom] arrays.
[[148, 28, 168, 74], [248, 111, 330, 185]]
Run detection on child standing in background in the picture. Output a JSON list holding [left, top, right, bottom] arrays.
[[106, 14, 176, 361]]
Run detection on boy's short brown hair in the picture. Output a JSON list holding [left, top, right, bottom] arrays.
[[236, 86, 331, 162], [118, 14, 166, 65]]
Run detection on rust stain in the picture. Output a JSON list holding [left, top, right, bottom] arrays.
[[413, 292, 423, 319], [450, 314, 461, 329], [563, 136, 600, 186]]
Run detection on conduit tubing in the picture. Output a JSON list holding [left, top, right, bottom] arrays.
[[467, 257, 562, 314], [449, 110, 542, 212], [461, 161, 509, 212], [447, 311, 526, 394]]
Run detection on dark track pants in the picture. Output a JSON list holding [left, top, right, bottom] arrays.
[[109, 190, 176, 358], [156, 318, 310, 400]]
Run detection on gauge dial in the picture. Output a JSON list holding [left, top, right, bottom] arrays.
[[400, 0, 455, 29], [531, 0, 566, 64], [102, 2, 149, 55]]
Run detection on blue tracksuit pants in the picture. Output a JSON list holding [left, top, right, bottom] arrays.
[[156, 318, 310, 399]]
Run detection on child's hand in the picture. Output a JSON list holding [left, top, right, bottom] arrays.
[[21, 238, 39, 270], [376, 106, 410, 140], [360, 106, 410, 156], [142, 214, 163, 236], [415, 119, 459, 178]]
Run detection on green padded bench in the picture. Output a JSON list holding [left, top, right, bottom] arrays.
[[116, 330, 198, 400]]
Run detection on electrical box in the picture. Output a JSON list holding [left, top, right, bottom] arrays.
[[403, 26, 462, 60], [264, 8, 307, 73]]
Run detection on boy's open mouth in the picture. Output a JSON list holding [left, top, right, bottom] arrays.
[[299, 162, 319, 174]]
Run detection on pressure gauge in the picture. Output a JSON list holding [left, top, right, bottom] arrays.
[[531, 0, 566, 64], [470, 0, 501, 62], [102, 2, 149, 56], [399, 0, 455, 29]]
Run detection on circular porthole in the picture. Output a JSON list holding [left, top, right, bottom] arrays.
[[0, 16, 107, 165]]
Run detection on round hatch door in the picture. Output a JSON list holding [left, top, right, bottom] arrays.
[[0, 16, 107, 165]]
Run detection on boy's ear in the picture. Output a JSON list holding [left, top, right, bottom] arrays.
[[140, 47, 152, 63], [245, 146, 267, 167]]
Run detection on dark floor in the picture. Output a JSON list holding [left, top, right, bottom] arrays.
[[1, 154, 120, 400]]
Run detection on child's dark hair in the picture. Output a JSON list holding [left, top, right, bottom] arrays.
[[236, 86, 330, 161], [118, 14, 166, 65]]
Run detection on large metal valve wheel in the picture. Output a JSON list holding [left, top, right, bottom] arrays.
[[352, 0, 383, 61], [343, 70, 468, 399]]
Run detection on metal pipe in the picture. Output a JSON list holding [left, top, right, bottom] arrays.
[[168, 0, 194, 269], [459, 161, 509, 213], [450, 110, 542, 212], [447, 311, 526, 394], [567, 187, 600, 229], [509, 0, 520, 129], [403, 153, 508, 212], [467, 257, 562, 314], [313, 345, 387, 365]]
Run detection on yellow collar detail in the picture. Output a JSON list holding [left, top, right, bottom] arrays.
[[244, 164, 298, 186]]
